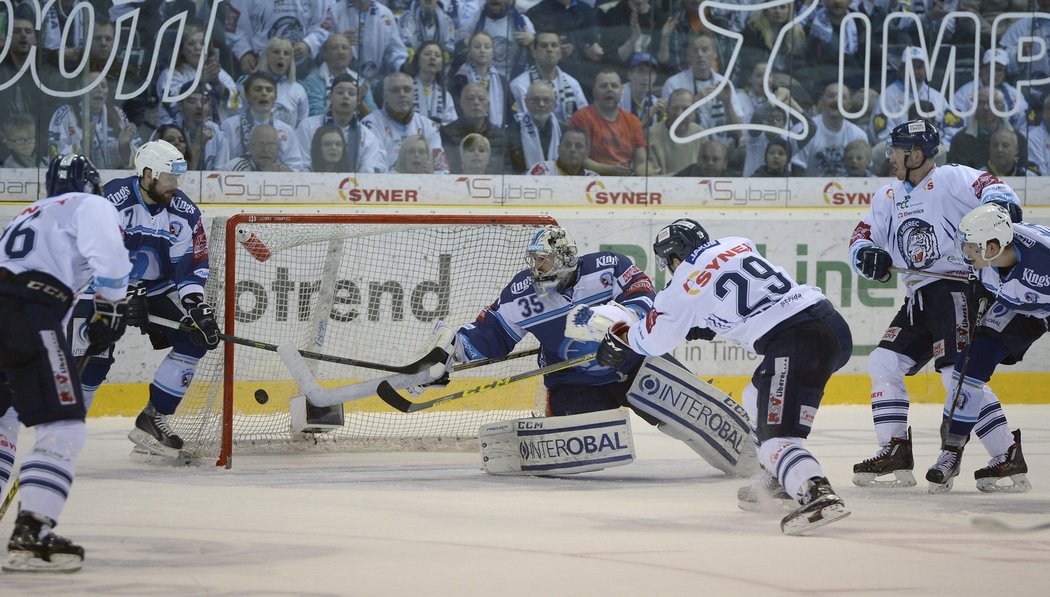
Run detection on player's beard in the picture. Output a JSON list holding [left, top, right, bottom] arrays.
[[145, 180, 174, 206]]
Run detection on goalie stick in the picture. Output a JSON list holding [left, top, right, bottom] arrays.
[[377, 352, 598, 413], [971, 516, 1050, 534], [147, 315, 446, 374]]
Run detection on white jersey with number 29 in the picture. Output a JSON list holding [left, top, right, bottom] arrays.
[[0, 193, 131, 304], [626, 236, 827, 355]]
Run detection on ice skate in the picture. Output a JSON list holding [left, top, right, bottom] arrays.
[[737, 471, 794, 513], [127, 403, 183, 458], [926, 443, 965, 494], [852, 427, 916, 487], [975, 430, 1032, 493], [2, 512, 83, 573], [780, 477, 850, 535]]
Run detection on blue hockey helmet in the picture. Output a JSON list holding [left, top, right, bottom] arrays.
[[653, 219, 709, 269], [45, 154, 102, 197], [887, 119, 939, 159]]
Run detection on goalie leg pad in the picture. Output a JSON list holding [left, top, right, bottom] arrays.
[[479, 409, 635, 475], [627, 357, 758, 477]]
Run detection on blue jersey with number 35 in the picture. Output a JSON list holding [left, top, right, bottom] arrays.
[[457, 252, 655, 387]]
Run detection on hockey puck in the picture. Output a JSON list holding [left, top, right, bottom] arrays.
[[254, 389, 269, 404]]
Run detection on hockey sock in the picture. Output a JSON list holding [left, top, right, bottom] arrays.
[[759, 438, 824, 502], [974, 387, 1013, 458], [149, 352, 201, 415], [868, 348, 915, 445], [18, 419, 85, 524], [0, 408, 18, 494]]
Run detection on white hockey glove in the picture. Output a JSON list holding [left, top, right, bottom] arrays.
[[565, 302, 641, 342], [407, 321, 462, 397]]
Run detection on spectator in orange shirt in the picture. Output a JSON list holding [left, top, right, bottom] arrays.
[[567, 70, 648, 176]]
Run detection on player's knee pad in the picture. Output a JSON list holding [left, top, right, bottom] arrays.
[[867, 348, 913, 386], [627, 357, 757, 476], [479, 409, 635, 475], [32, 419, 87, 462]]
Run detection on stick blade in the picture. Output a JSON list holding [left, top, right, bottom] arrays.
[[376, 381, 414, 413]]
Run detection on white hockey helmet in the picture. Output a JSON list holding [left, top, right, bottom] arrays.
[[958, 203, 1014, 263], [525, 225, 579, 296], [135, 139, 188, 182]]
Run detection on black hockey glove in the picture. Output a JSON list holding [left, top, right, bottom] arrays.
[[181, 295, 220, 349], [596, 322, 635, 369], [856, 247, 892, 282], [124, 283, 148, 329], [989, 200, 1023, 223], [686, 326, 716, 341], [86, 296, 129, 356]]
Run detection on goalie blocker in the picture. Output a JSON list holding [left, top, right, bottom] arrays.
[[627, 357, 758, 477], [480, 409, 635, 475]]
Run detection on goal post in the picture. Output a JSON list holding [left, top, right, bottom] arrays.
[[171, 213, 559, 467]]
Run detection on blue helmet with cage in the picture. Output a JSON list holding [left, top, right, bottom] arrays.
[[653, 219, 710, 269], [887, 119, 939, 159], [45, 154, 102, 197]]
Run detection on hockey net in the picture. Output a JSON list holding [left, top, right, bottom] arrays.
[[171, 214, 557, 466]]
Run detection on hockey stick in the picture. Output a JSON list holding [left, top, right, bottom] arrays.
[[146, 315, 446, 374], [452, 348, 540, 371], [889, 267, 970, 282], [939, 295, 990, 445], [971, 516, 1050, 533], [377, 352, 597, 413], [0, 479, 17, 522]]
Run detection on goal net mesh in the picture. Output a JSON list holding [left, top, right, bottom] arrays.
[[170, 215, 555, 464]]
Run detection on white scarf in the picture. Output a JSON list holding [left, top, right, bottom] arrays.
[[459, 62, 505, 127], [518, 113, 560, 169]]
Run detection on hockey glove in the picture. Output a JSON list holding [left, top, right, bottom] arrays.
[[124, 283, 148, 329], [85, 296, 129, 356], [856, 247, 892, 282], [686, 326, 716, 341], [989, 200, 1023, 223], [596, 322, 635, 369], [181, 295, 220, 349]]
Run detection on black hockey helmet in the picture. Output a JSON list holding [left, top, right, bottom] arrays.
[[887, 118, 939, 159], [653, 219, 709, 269], [45, 154, 102, 197]]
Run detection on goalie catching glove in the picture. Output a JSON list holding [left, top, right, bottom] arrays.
[[564, 302, 641, 342], [181, 295, 220, 349], [85, 295, 129, 356]]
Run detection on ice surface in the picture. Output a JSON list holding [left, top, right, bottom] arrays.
[[2, 404, 1048, 595]]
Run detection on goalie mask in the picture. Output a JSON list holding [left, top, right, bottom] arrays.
[[526, 226, 579, 296], [958, 203, 1013, 264]]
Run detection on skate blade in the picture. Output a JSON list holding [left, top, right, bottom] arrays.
[[976, 473, 1032, 494], [781, 500, 851, 535], [927, 476, 956, 494], [2, 551, 82, 573], [127, 429, 181, 458], [852, 470, 916, 488]]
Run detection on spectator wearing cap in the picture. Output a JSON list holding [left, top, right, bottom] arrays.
[[984, 127, 1041, 176], [172, 82, 227, 170], [505, 81, 567, 173], [645, 88, 704, 176], [597, 0, 667, 72], [509, 31, 589, 123], [1028, 94, 1050, 176], [619, 53, 665, 128], [946, 87, 1022, 169], [568, 70, 648, 175], [752, 138, 796, 177], [301, 33, 378, 117], [868, 46, 947, 144], [296, 73, 386, 172], [951, 48, 1029, 132], [660, 33, 743, 148], [157, 22, 239, 125], [219, 71, 306, 171]]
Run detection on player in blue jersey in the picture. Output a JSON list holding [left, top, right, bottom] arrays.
[[0, 155, 131, 572], [445, 226, 656, 416], [925, 204, 1046, 493], [70, 140, 220, 458]]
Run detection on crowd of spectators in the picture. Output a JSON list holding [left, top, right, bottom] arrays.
[[0, 0, 1048, 177]]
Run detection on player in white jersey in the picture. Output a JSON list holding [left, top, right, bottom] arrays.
[[848, 119, 1024, 491], [596, 219, 854, 535], [0, 155, 132, 572], [922, 204, 1044, 493]]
